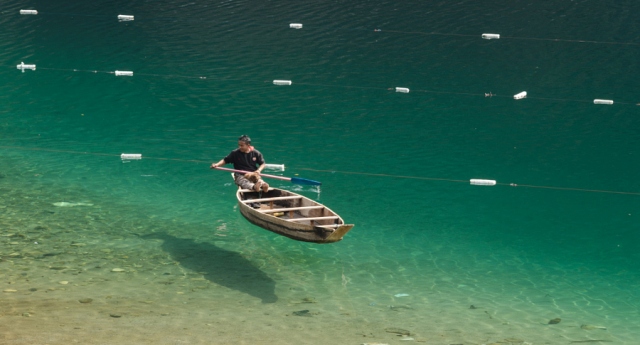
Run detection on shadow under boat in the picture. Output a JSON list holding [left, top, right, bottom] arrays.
[[141, 232, 277, 304]]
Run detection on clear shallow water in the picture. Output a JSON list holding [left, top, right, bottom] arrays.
[[2, 0, 640, 344]]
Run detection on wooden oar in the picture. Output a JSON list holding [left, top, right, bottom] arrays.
[[213, 166, 322, 186]]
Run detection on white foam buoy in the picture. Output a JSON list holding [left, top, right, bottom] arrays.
[[593, 99, 614, 105], [118, 15, 134, 21], [16, 62, 36, 72], [395, 87, 410, 93], [470, 179, 496, 186], [20, 9, 38, 15], [273, 80, 292, 86], [121, 153, 142, 160], [289, 23, 303, 29], [481, 33, 500, 40], [115, 70, 133, 77], [513, 91, 527, 100], [264, 164, 285, 171]]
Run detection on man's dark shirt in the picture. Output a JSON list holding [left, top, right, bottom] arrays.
[[223, 148, 265, 172]]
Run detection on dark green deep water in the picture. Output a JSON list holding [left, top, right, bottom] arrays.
[[2, 0, 640, 343]]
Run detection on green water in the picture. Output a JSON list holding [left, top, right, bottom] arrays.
[[2, 0, 640, 343]]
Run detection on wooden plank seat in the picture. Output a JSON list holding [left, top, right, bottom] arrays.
[[240, 196, 303, 203], [259, 206, 325, 213], [287, 216, 340, 222]]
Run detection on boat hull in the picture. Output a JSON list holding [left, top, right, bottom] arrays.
[[236, 188, 353, 244]]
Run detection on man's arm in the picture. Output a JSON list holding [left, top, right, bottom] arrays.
[[210, 159, 226, 169]]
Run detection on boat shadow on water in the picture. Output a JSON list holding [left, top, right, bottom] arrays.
[[140, 232, 278, 304]]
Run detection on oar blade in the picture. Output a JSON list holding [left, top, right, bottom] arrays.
[[291, 176, 322, 186]]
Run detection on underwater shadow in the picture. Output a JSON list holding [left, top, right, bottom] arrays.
[[141, 232, 277, 303]]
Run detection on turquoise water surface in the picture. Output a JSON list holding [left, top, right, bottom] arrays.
[[2, 1, 639, 344]]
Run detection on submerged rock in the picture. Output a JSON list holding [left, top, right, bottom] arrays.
[[292, 310, 311, 317], [385, 327, 411, 336], [49, 266, 67, 270]]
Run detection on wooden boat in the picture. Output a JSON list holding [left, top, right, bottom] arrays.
[[236, 188, 354, 243]]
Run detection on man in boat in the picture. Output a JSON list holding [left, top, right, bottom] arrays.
[[210, 135, 270, 193]]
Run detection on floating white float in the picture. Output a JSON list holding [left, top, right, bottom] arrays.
[[115, 70, 133, 77], [16, 62, 36, 72], [264, 163, 285, 171], [481, 33, 500, 40], [20, 9, 38, 15], [273, 80, 292, 85], [289, 23, 303, 29], [395, 87, 410, 93], [121, 153, 142, 160], [470, 179, 496, 186], [513, 91, 527, 100], [593, 99, 613, 105], [118, 15, 134, 21]]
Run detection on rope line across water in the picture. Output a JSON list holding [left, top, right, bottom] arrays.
[[298, 168, 640, 196], [15, 10, 640, 46], [2, 145, 635, 196], [12, 66, 640, 107]]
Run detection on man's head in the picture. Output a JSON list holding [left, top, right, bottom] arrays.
[[238, 135, 252, 152]]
